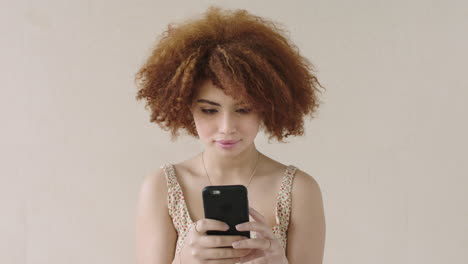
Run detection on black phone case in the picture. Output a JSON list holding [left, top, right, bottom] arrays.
[[202, 185, 250, 238]]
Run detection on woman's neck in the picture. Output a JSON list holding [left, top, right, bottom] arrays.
[[199, 144, 262, 186]]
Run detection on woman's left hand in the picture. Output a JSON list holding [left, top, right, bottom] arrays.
[[232, 207, 288, 264]]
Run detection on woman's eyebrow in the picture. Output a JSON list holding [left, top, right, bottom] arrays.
[[196, 99, 246, 106], [196, 99, 220, 106]]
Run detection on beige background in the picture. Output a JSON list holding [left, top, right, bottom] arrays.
[[1, 0, 467, 263]]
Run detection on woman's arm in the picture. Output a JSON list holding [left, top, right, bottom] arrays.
[[135, 169, 178, 264], [286, 170, 326, 264]]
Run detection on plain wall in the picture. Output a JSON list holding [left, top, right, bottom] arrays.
[[1, 0, 467, 263]]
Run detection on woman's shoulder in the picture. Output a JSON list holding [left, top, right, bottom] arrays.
[[260, 154, 296, 176], [260, 155, 319, 191], [289, 166, 322, 204]]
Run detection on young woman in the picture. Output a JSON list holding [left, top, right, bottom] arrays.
[[134, 6, 326, 264]]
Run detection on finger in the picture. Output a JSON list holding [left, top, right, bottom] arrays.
[[249, 207, 267, 224], [198, 235, 248, 248], [232, 238, 272, 251], [195, 247, 252, 260], [205, 257, 243, 264], [235, 221, 275, 239], [195, 219, 230, 233], [206, 259, 242, 264]]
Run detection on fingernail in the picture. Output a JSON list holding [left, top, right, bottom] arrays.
[[235, 224, 244, 230], [232, 241, 241, 248]]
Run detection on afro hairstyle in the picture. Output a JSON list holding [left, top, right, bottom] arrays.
[[134, 6, 324, 142]]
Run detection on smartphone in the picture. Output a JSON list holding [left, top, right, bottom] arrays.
[[202, 185, 250, 238]]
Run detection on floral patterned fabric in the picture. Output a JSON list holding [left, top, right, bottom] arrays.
[[161, 164, 298, 254]]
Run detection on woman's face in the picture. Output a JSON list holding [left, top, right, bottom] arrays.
[[191, 79, 262, 156]]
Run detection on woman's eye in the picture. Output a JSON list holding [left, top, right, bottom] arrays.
[[237, 108, 251, 114], [201, 108, 217, 114], [200, 108, 251, 114]]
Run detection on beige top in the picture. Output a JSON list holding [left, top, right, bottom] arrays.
[[161, 163, 298, 254]]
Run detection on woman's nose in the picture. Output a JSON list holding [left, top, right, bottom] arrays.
[[219, 112, 237, 134]]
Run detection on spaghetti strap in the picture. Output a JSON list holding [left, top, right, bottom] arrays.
[[272, 165, 298, 250], [161, 164, 193, 254]]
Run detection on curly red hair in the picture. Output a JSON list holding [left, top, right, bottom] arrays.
[[135, 6, 324, 142]]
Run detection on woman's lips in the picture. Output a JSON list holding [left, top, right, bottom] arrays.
[[217, 140, 239, 144], [216, 140, 240, 149]]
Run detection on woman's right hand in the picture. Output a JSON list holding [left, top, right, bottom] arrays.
[[179, 219, 252, 263]]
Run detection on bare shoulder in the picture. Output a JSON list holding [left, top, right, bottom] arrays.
[[259, 154, 291, 178], [292, 168, 322, 197], [287, 168, 326, 263], [291, 168, 325, 221], [138, 167, 168, 199], [135, 166, 177, 264]]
